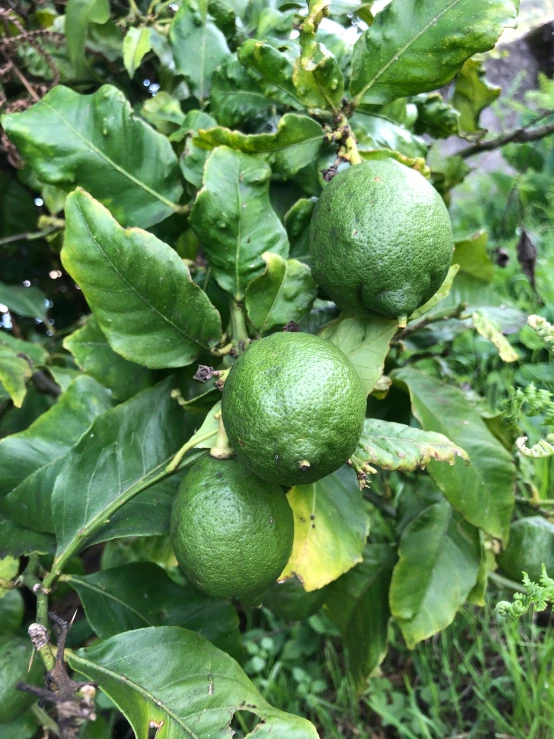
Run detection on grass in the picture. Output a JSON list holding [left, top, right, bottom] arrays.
[[236, 587, 554, 738]]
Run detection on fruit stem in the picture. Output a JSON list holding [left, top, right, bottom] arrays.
[[397, 314, 408, 329], [210, 416, 235, 460], [343, 130, 362, 165], [230, 299, 250, 354]]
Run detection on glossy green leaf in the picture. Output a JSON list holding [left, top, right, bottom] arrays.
[[0, 347, 32, 409], [498, 517, 554, 583], [123, 27, 152, 78], [238, 39, 302, 108], [141, 92, 186, 135], [0, 589, 24, 635], [52, 378, 199, 558], [194, 113, 324, 176], [352, 419, 468, 473], [64, 316, 153, 401], [0, 514, 55, 558], [413, 93, 460, 138], [452, 230, 494, 283], [66, 0, 110, 66], [390, 502, 480, 648], [325, 544, 397, 689], [284, 197, 317, 263], [211, 54, 273, 128], [0, 375, 113, 532], [452, 58, 501, 138], [320, 313, 398, 396], [0, 282, 49, 322], [393, 368, 515, 543], [292, 0, 344, 112], [66, 562, 240, 653], [62, 189, 222, 369], [350, 0, 519, 105], [281, 466, 369, 591], [0, 334, 48, 368], [2, 85, 183, 228], [69, 627, 319, 737], [170, 0, 231, 101], [350, 111, 427, 160], [190, 147, 289, 299], [174, 110, 218, 189], [0, 711, 38, 739], [245, 252, 317, 335]]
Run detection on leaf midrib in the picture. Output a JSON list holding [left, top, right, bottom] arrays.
[[75, 197, 209, 350], [353, 0, 462, 103], [42, 96, 178, 212]]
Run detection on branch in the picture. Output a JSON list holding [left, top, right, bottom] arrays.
[[459, 118, 554, 159]]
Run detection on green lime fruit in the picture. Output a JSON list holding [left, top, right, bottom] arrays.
[[221, 331, 366, 485], [262, 576, 327, 621], [498, 517, 554, 583], [309, 159, 454, 322], [170, 455, 294, 604], [0, 635, 44, 724]]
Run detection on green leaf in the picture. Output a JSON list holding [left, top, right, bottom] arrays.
[[320, 313, 398, 396], [170, 0, 231, 102], [66, 0, 110, 66], [1, 85, 183, 228], [281, 466, 369, 591], [0, 335, 48, 368], [141, 92, 186, 135], [284, 197, 317, 263], [473, 311, 519, 363], [350, 111, 427, 160], [292, 0, 344, 112], [452, 58, 501, 138], [245, 252, 317, 335], [0, 514, 55, 558], [0, 347, 32, 408], [0, 375, 113, 533], [352, 419, 468, 473], [408, 264, 460, 321], [211, 54, 273, 128], [390, 501, 481, 648], [62, 189, 222, 369], [51, 378, 199, 559], [238, 39, 302, 108], [0, 711, 38, 739], [350, 0, 519, 105], [190, 147, 289, 299], [0, 589, 24, 634], [65, 562, 240, 652], [498, 517, 554, 583], [122, 27, 152, 78], [173, 110, 218, 190], [68, 627, 319, 737], [325, 543, 396, 690], [452, 230, 494, 283], [392, 368, 515, 543], [413, 93, 460, 138], [194, 113, 324, 177], [0, 282, 49, 322], [63, 316, 153, 401]]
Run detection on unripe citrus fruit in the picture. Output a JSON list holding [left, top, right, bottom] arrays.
[[309, 159, 454, 322], [221, 331, 366, 485], [170, 456, 294, 604], [0, 635, 44, 723]]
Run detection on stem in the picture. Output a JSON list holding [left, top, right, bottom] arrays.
[[489, 571, 527, 594], [344, 130, 362, 165], [393, 303, 467, 343], [230, 299, 250, 353], [31, 702, 60, 737], [166, 431, 212, 473], [210, 416, 235, 460], [0, 577, 18, 589], [0, 226, 59, 247], [362, 490, 397, 519], [42, 450, 205, 593], [459, 115, 554, 159]]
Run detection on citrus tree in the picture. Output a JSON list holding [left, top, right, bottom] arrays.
[[1, 0, 544, 735]]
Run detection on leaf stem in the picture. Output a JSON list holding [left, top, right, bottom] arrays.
[[230, 299, 250, 353], [31, 703, 60, 737], [489, 571, 527, 594]]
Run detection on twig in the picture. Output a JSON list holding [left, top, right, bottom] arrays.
[[393, 303, 466, 343], [31, 370, 62, 398], [459, 116, 554, 159], [489, 571, 527, 594], [0, 227, 59, 247]]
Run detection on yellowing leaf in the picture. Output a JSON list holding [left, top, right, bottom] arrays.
[[473, 310, 519, 362]]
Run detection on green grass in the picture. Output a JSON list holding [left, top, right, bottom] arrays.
[[237, 588, 554, 738]]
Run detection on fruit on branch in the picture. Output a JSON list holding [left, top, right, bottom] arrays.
[[309, 159, 454, 323], [170, 455, 294, 604], [221, 331, 366, 485]]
